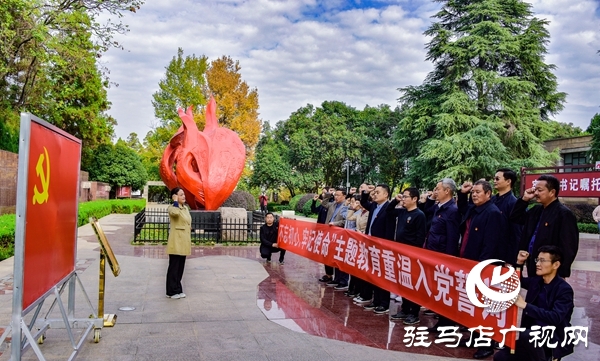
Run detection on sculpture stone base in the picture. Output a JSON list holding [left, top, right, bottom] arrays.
[[219, 207, 247, 241]]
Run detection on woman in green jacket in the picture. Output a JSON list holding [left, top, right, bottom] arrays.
[[166, 187, 192, 299]]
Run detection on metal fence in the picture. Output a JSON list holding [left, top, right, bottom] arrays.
[[134, 208, 267, 242]]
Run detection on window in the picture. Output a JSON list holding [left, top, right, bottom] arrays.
[[563, 151, 588, 172]]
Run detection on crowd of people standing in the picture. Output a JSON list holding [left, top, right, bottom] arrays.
[[304, 170, 579, 361]]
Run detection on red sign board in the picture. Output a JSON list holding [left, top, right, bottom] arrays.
[[22, 120, 81, 310], [278, 218, 518, 349], [522, 171, 600, 197]]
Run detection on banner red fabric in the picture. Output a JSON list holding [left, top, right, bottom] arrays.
[[523, 171, 600, 197], [277, 218, 517, 349]]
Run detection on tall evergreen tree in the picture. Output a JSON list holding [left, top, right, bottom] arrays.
[[397, 0, 563, 186]]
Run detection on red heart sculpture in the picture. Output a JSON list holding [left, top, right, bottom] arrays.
[[159, 96, 246, 210]]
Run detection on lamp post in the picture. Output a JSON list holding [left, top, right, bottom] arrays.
[[344, 160, 350, 194]]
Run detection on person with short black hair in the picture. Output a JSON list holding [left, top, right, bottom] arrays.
[[457, 180, 507, 359], [492, 168, 522, 264], [259, 212, 285, 264], [387, 188, 426, 325], [166, 187, 192, 299], [510, 174, 579, 278], [359, 183, 394, 314], [493, 246, 575, 361]]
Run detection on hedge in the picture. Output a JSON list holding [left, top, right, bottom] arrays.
[[578, 222, 599, 234], [272, 205, 291, 212], [0, 199, 146, 260], [302, 198, 317, 216], [78, 199, 146, 226], [0, 214, 16, 248], [564, 204, 596, 224], [296, 193, 316, 213], [288, 194, 304, 212]]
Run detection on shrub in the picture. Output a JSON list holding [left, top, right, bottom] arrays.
[[296, 193, 316, 213], [288, 194, 304, 212], [221, 190, 257, 210], [221, 192, 247, 209], [564, 204, 596, 224], [578, 222, 598, 234], [0, 214, 16, 248], [272, 205, 291, 212], [302, 198, 317, 216], [239, 191, 257, 211]]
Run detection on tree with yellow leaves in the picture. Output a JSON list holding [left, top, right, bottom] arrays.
[[204, 56, 261, 154]]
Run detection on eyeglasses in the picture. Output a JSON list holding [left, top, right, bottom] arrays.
[[534, 258, 552, 264], [494, 177, 502, 181], [401, 195, 412, 198]]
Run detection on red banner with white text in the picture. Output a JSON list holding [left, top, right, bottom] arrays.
[[277, 218, 518, 349], [523, 171, 600, 197]]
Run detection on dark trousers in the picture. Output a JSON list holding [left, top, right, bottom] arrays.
[[324, 265, 334, 276], [349, 276, 362, 294], [333, 269, 349, 286], [360, 281, 374, 300], [373, 285, 390, 309], [493, 330, 547, 361], [263, 249, 286, 262], [166, 254, 186, 296], [401, 297, 421, 317]]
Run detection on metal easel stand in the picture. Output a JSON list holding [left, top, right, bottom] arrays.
[[98, 248, 117, 328], [0, 272, 103, 361]]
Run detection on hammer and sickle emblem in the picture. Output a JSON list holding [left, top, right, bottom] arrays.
[[32, 146, 50, 205]]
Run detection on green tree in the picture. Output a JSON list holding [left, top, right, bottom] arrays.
[[540, 120, 587, 141], [87, 141, 148, 192], [0, 0, 142, 159], [587, 113, 600, 162], [151, 48, 208, 129], [397, 0, 563, 187], [204, 56, 261, 153]]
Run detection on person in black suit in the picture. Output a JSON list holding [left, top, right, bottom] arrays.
[[510, 174, 579, 278], [312, 188, 335, 282], [494, 246, 575, 361], [457, 180, 507, 359], [259, 213, 285, 264], [492, 168, 522, 264], [359, 183, 394, 315]]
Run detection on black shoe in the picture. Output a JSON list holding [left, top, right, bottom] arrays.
[[373, 306, 389, 314], [390, 311, 409, 320], [318, 275, 332, 282], [326, 280, 338, 287], [346, 291, 357, 297], [473, 348, 494, 359], [363, 303, 376, 310], [334, 284, 348, 291], [423, 309, 436, 316], [279, 261, 285, 265], [403, 315, 420, 325]]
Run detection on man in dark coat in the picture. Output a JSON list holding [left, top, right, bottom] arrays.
[[457, 180, 507, 359], [457, 180, 506, 262], [426, 178, 462, 257], [426, 178, 461, 330], [359, 183, 393, 314], [387, 188, 427, 325], [494, 246, 574, 361], [312, 189, 334, 282], [259, 213, 285, 264], [492, 168, 522, 264], [510, 174, 579, 278]]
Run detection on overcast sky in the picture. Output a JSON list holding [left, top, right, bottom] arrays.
[[101, 0, 600, 141]]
